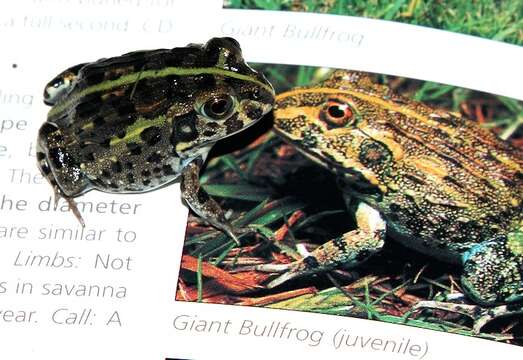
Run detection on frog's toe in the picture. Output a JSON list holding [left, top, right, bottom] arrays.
[[413, 300, 523, 334], [235, 224, 267, 238], [220, 224, 270, 245]]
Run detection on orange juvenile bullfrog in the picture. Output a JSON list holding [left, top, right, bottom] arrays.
[[270, 70, 523, 330]]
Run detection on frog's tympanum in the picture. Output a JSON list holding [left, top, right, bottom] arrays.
[[272, 70, 522, 328], [37, 38, 274, 243]]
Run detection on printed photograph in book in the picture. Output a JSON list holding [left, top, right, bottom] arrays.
[[224, 0, 523, 45], [176, 64, 523, 345]]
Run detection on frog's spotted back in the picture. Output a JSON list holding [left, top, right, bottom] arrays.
[[37, 38, 274, 233]]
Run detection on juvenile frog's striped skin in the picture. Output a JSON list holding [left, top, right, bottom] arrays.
[[271, 70, 522, 313], [37, 37, 274, 240]]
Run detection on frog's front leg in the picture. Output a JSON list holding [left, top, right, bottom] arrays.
[[263, 202, 386, 288], [415, 232, 523, 333], [180, 157, 242, 245]]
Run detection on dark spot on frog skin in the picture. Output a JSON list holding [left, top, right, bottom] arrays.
[[116, 129, 126, 138], [162, 164, 175, 175], [153, 167, 162, 174], [302, 131, 318, 148], [100, 138, 111, 149], [39, 122, 59, 138], [85, 152, 96, 162], [404, 173, 426, 186], [442, 175, 462, 188], [126, 173, 135, 184], [333, 235, 348, 253], [101, 169, 111, 178], [76, 98, 102, 119], [141, 169, 151, 178], [83, 71, 105, 86], [140, 126, 162, 146], [224, 114, 243, 134], [502, 178, 517, 187], [197, 188, 210, 203], [126, 142, 142, 155], [93, 116, 105, 127], [143, 179, 151, 186], [116, 102, 137, 122], [172, 113, 198, 144], [40, 163, 51, 175], [358, 139, 392, 167], [111, 161, 123, 173], [387, 212, 399, 222], [245, 105, 262, 120], [125, 161, 134, 169], [146, 152, 163, 163], [483, 151, 497, 162], [439, 153, 464, 170]]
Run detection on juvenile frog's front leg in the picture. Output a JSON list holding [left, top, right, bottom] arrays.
[[180, 157, 242, 245], [263, 202, 386, 288]]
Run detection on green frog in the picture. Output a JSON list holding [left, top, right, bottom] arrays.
[[37, 37, 274, 243], [271, 70, 523, 330]]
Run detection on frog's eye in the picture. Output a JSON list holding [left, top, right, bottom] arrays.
[[320, 100, 354, 128], [44, 79, 66, 105], [201, 95, 236, 120]]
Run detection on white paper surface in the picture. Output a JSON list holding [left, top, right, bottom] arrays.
[[0, 1, 521, 359]]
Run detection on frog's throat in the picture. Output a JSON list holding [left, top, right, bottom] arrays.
[[273, 127, 367, 183], [175, 110, 270, 155], [48, 67, 274, 118]]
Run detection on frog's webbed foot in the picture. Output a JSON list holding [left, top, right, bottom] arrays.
[[181, 157, 249, 245], [255, 202, 386, 288], [413, 300, 523, 334]]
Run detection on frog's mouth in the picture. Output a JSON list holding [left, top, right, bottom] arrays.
[[274, 128, 384, 198], [273, 127, 361, 179]]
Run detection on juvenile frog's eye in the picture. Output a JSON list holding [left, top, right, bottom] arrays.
[[201, 95, 236, 120], [320, 100, 354, 128]]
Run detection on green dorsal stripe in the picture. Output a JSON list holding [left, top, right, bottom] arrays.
[[109, 114, 170, 147], [48, 67, 272, 118]]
